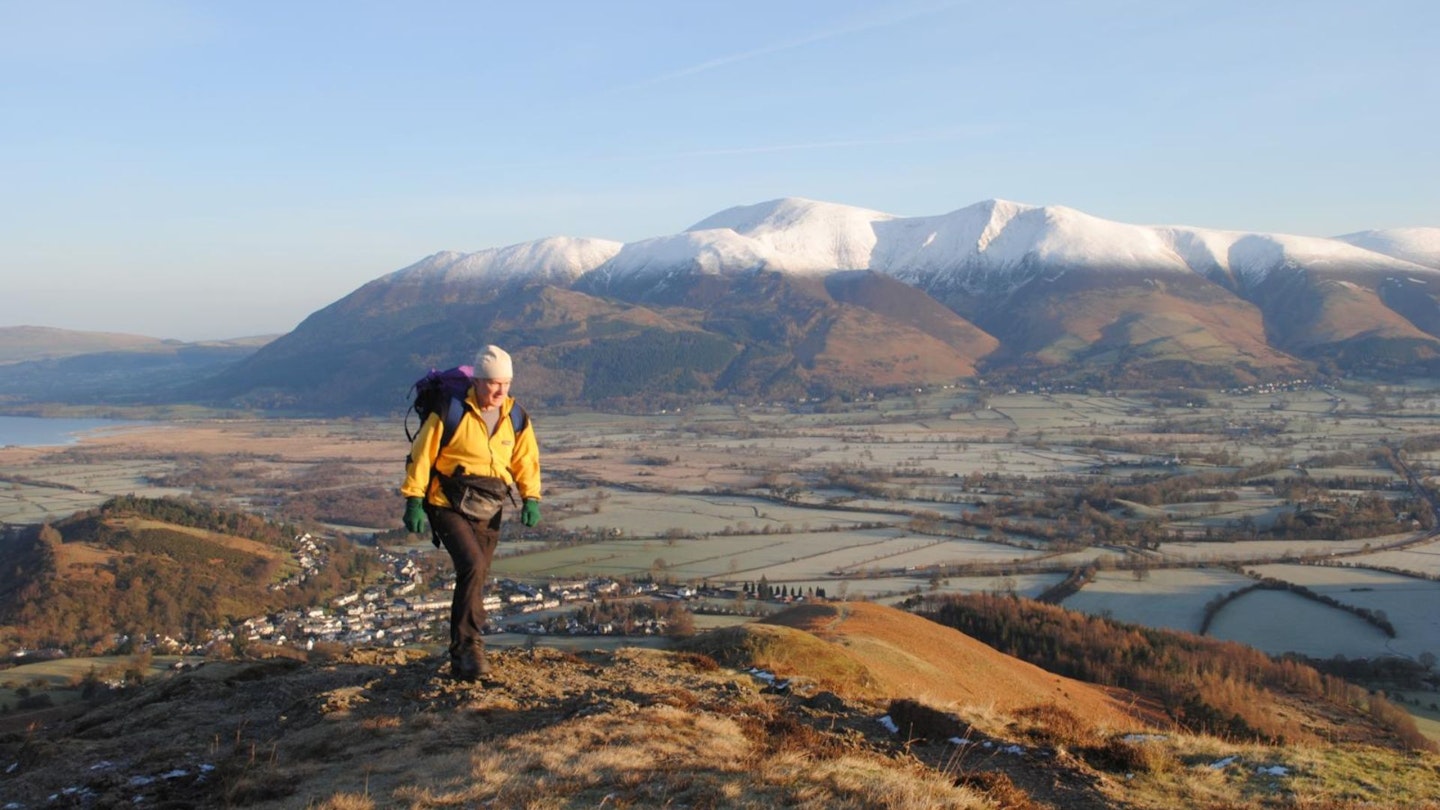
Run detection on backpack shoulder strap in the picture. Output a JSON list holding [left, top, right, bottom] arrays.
[[439, 395, 468, 450], [510, 403, 529, 436]]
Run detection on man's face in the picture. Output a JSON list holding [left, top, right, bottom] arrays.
[[476, 378, 511, 409]]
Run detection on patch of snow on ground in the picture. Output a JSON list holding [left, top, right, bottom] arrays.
[[878, 715, 900, 734], [1256, 765, 1290, 776]]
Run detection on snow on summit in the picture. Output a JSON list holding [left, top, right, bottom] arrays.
[[1156, 227, 1435, 284], [589, 229, 789, 284], [1334, 228, 1440, 270], [687, 197, 895, 272], [389, 236, 623, 285], [380, 199, 1439, 291]]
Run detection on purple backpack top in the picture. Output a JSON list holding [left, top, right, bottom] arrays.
[[406, 364, 529, 449], [406, 365, 475, 447]]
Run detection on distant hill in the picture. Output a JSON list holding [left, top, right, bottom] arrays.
[[199, 197, 1440, 413], [0, 326, 273, 365], [3, 602, 1436, 808], [0, 326, 177, 364], [0, 497, 369, 656], [0, 327, 273, 410]]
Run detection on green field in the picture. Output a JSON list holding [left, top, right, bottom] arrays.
[[1, 655, 201, 712]]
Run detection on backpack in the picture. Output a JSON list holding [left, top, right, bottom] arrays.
[[406, 365, 529, 450]]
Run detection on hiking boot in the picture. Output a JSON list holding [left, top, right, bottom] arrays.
[[450, 643, 491, 682], [450, 658, 481, 683]]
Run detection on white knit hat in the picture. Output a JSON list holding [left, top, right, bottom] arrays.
[[474, 344, 514, 381]]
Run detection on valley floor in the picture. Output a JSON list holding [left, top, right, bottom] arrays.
[[4, 382, 1440, 743]]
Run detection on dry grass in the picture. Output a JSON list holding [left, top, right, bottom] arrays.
[[5, 616, 1440, 809], [307, 795, 375, 810], [392, 702, 991, 809], [677, 622, 879, 697], [1010, 703, 1107, 750], [949, 770, 1041, 810], [1084, 736, 1180, 775], [1076, 731, 1440, 809], [761, 602, 1152, 733], [891, 698, 1440, 810]]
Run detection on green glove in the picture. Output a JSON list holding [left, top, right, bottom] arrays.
[[520, 498, 541, 527], [403, 497, 428, 534]]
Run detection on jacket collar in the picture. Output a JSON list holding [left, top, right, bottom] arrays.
[[465, 389, 512, 416]]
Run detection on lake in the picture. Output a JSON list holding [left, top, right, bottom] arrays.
[[0, 415, 151, 448]]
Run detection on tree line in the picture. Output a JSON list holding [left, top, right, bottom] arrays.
[[912, 592, 1433, 752], [1195, 572, 1397, 637]]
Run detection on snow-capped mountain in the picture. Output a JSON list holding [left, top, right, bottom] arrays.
[[1334, 228, 1440, 271], [387, 236, 623, 286], [577, 197, 1438, 297], [208, 197, 1440, 413]]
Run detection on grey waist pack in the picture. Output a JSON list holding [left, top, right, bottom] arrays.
[[437, 473, 510, 522]]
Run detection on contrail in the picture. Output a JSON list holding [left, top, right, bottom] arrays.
[[620, 0, 967, 90]]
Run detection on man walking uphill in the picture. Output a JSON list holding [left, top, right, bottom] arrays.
[[401, 344, 542, 682]]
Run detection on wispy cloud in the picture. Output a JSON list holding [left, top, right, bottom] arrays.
[[660, 127, 992, 158], [620, 0, 967, 91]]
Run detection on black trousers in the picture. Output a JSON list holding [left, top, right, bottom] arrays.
[[425, 504, 501, 668]]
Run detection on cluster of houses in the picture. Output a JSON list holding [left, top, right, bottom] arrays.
[[267, 532, 327, 591], [1221, 378, 1321, 396], [224, 540, 704, 652]]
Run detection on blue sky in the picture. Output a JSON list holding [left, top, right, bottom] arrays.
[[3, 1, 1436, 340]]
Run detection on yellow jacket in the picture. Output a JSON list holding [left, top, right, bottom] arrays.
[[402, 392, 541, 508]]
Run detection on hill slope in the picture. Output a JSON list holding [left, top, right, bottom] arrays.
[[689, 602, 1150, 734], [5, 612, 1439, 809], [0, 497, 366, 656]]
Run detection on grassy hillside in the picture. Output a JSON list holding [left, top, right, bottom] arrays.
[[3, 611, 1438, 808], [684, 602, 1152, 734], [916, 592, 1434, 753], [0, 496, 374, 656]]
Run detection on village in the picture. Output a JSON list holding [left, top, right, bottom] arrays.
[[221, 533, 704, 655]]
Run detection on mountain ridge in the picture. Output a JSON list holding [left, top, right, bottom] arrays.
[[386, 197, 1440, 296], [8, 197, 1440, 413], [562, 196, 1440, 293]]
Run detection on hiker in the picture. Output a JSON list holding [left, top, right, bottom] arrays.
[[400, 344, 542, 681]]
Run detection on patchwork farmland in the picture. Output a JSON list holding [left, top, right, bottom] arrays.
[[4, 379, 1440, 732]]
